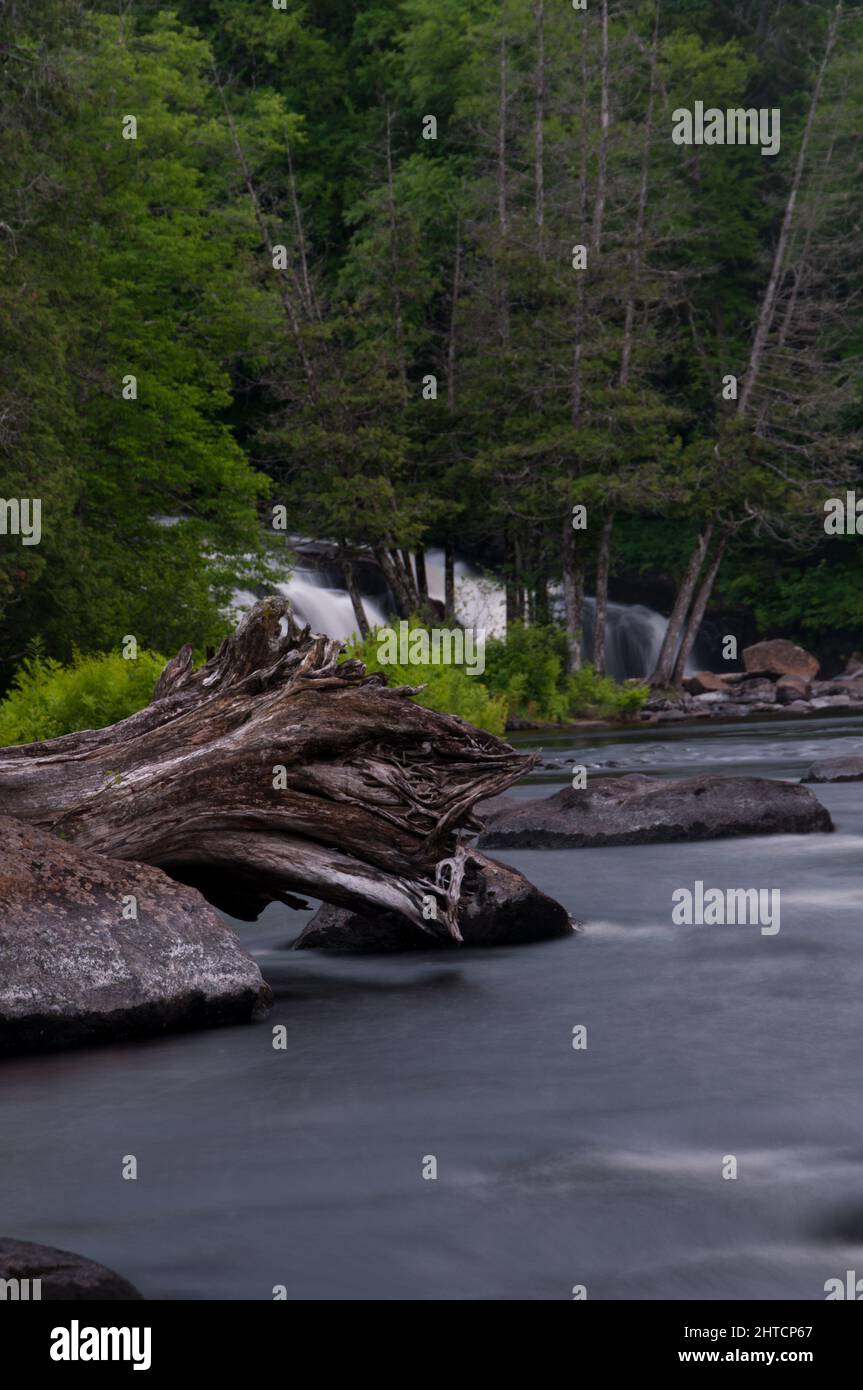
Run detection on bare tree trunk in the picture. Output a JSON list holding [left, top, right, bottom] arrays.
[[415, 546, 429, 612], [620, 2, 659, 388], [374, 546, 411, 618], [505, 527, 520, 630], [397, 549, 419, 611], [446, 215, 462, 411], [534, 0, 545, 258], [562, 518, 585, 673], [214, 67, 316, 394], [737, 2, 841, 417], [286, 140, 317, 320], [444, 540, 456, 622], [649, 526, 713, 686], [514, 533, 527, 626], [590, 0, 610, 254], [0, 601, 528, 938], [563, 32, 592, 675], [592, 514, 614, 675], [385, 107, 408, 402], [534, 577, 550, 626], [570, 30, 590, 420], [671, 529, 730, 685], [497, 26, 510, 346], [339, 542, 369, 638]]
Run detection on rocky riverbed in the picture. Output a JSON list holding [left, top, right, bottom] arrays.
[[642, 639, 863, 725]]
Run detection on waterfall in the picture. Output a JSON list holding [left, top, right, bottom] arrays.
[[273, 569, 389, 639], [420, 549, 706, 678], [231, 543, 709, 679]]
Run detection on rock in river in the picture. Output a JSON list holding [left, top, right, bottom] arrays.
[[475, 775, 833, 849], [801, 757, 863, 784], [294, 850, 574, 952], [0, 816, 272, 1055], [0, 1238, 142, 1300]]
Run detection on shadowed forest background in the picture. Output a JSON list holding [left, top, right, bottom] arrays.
[[1, 0, 861, 703]]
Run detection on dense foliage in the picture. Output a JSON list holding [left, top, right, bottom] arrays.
[[346, 625, 510, 733], [347, 621, 647, 729], [0, 649, 167, 746], [1, 0, 861, 696]]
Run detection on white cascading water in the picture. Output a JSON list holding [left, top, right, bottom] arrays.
[[232, 543, 706, 680], [420, 548, 695, 679], [274, 570, 390, 638]]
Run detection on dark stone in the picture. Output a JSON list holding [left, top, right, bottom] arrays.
[[727, 677, 777, 704], [0, 816, 272, 1055], [776, 675, 811, 704], [801, 757, 863, 784], [842, 652, 863, 678], [811, 678, 863, 697], [294, 851, 574, 952], [0, 1238, 142, 1300], [476, 774, 833, 849]]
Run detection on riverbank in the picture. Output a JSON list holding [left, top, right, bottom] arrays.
[[508, 700, 863, 739]]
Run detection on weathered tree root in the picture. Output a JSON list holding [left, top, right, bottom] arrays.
[[0, 599, 531, 938]]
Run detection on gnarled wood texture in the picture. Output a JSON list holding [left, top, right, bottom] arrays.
[[0, 600, 530, 939]]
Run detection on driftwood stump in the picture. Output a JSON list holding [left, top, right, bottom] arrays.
[[0, 600, 529, 939]]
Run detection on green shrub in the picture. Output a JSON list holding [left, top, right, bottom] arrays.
[[0, 648, 168, 746], [344, 624, 509, 735], [345, 620, 647, 730], [482, 624, 572, 721], [565, 665, 649, 720]]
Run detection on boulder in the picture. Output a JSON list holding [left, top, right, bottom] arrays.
[[776, 675, 811, 704], [0, 816, 272, 1055], [476, 775, 833, 849], [0, 1238, 142, 1300], [293, 850, 574, 952], [802, 757, 863, 784], [727, 677, 777, 704], [842, 652, 863, 677], [811, 679, 851, 696], [742, 639, 819, 681], [682, 671, 728, 694]]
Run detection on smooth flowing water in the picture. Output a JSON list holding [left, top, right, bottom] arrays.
[[3, 714, 863, 1301]]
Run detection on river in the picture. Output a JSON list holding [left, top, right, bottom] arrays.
[[3, 713, 862, 1300]]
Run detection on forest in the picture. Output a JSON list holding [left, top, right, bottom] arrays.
[[1, 0, 861, 701]]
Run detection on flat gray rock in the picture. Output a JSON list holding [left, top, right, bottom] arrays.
[[0, 1238, 141, 1300], [476, 775, 833, 849], [0, 816, 271, 1054], [801, 757, 863, 784], [294, 851, 574, 952]]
